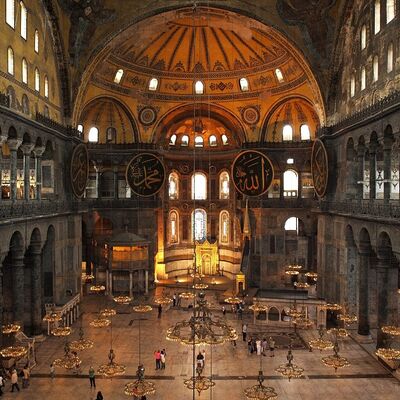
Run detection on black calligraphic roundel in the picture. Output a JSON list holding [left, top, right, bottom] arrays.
[[231, 150, 274, 196], [311, 138, 329, 198], [126, 153, 165, 197], [70, 143, 89, 198]]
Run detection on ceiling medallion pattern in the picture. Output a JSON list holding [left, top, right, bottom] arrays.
[[138, 106, 158, 126], [232, 150, 274, 197], [70, 144, 89, 198], [311, 138, 329, 198], [239, 105, 261, 126], [126, 153, 165, 197]]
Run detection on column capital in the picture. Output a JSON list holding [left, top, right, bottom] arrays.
[[20, 143, 35, 155], [0, 134, 8, 146], [7, 138, 22, 151], [32, 145, 45, 158]]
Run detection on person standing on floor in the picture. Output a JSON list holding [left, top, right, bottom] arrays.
[[222, 305, 226, 316], [256, 339, 262, 355], [10, 369, 19, 392], [154, 350, 161, 370], [50, 363, 55, 379], [269, 337, 275, 357], [160, 349, 166, 369], [22, 365, 30, 388], [262, 338, 268, 356], [158, 304, 162, 318], [242, 323, 247, 341], [89, 366, 96, 388], [172, 293, 177, 307], [96, 391, 104, 400]]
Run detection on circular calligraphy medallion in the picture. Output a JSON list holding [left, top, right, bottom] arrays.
[[139, 106, 157, 126], [311, 138, 329, 198], [70, 144, 89, 198], [126, 153, 165, 197], [242, 106, 260, 125], [231, 150, 274, 197]]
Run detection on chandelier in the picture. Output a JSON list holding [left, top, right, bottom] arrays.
[[287, 264, 302, 270], [90, 315, 111, 328], [285, 270, 299, 276], [51, 326, 72, 337], [224, 296, 242, 305], [375, 324, 400, 361], [304, 272, 318, 279], [100, 308, 117, 317], [308, 326, 334, 351], [184, 371, 215, 395], [327, 328, 349, 338], [294, 282, 310, 289], [0, 346, 27, 359], [113, 296, 132, 305], [125, 364, 156, 397], [244, 370, 278, 400], [179, 292, 195, 300], [166, 291, 237, 346], [337, 313, 357, 324], [381, 325, 400, 336], [321, 303, 342, 311], [275, 345, 304, 381], [193, 283, 209, 290], [53, 342, 81, 369], [154, 296, 173, 305], [292, 315, 313, 329], [90, 284, 106, 293], [43, 311, 62, 323], [287, 304, 302, 319], [2, 323, 21, 335], [98, 348, 126, 377], [321, 341, 350, 372], [70, 327, 94, 352], [132, 305, 153, 313], [249, 303, 268, 312], [82, 273, 95, 282]]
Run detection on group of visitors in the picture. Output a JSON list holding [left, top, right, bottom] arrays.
[[247, 336, 275, 356], [0, 365, 31, 394], [172, 293, 182, 307], [154, 349, 167, 370]]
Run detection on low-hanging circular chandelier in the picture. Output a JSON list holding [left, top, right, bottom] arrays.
[[90, 316, 111, 328], [82, 273, 95, 282], [294, 282, 310, 289], [381, 325, 400, 336], [166, 291, 238, 346], [321, 303, 342, 311], [53, 343, 81, 370], [100, 308, 117, 317], [124, 364, 156, 397], [327, 328, 349, 338], [275, 346, 304, 381], [287, 264, 303, 270], [304, 272, 318, 279], [98, 349, 126, 378], [43, 311, 62, 323], [292, 316, 313, 329], [249, 304, 268, 312], [224, 296, 242, 305], [193, 283, 209, 290], [132, 305, 153, 313], [90, 284, 106, 293], [70, 328, 94, 352], [113, 296, 132, 305], [337, 313, 357, 324], [0, 346, 28, 359], [154, 296, 173, 305], [2, 323, 21, 335], [375, 348, 400, 360], [244, 370, 278, 400], [184, 371, 215, 395], [308, 326, 334, 351], [179, 292, 195, 300], [51, 327, 72, 337], [321, 341, 350, 372], [285, 270, 299, 276], [287, 305, 303, 319]]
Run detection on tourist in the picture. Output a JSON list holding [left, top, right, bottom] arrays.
[[0, 373, 5, 396], [222, 305, 226, 316], [202, 349, 206, 367], [269, 337, 275, 357], [10, 369, 19, 392], [242, 323, 247, 341], [251, 338, 257, 354], [196, 351, 204, 371], [89, 366, 96, 388], [256, 339, 262, 355], [22, 365, 30, 388], [96, 391, 104, 400], [160, 349, 166, 369], [154, 350, 161, 370], [158, 303, 162, 318], [247, 338, 253, 354], [50, 364, 55, 379], [173, 293, 177, 307], [262, 338, 268, 356]]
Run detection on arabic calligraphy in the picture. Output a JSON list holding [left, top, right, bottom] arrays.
[[70, 144, 89, 198], [231, 151, 274, 196], [311, 139, 328, 197], [126, 153, 165, 197]]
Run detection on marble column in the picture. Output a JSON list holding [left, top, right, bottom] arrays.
[[21, 143, 34, 201], [33, 145, 45, 201], [357, 244, 371, 336], [369, 144, 377, 200], [0, 134, 8, 201], [356, 145, 365, 200], [12, 252, 25, 326], [129, 270, 133, 298], [7, 138, 22, 202], [31, 242, 43, 335], [382, 140, 392, 202]]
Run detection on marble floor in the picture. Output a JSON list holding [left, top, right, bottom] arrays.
[[1, 291, 400, 400]]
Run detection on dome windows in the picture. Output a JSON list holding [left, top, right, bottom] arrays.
[[34, 68, 40, 92], [149, 78, 159, 91], [169, 134, 177, 146], [195, 136, 204, 147], [361, 67, 366, 91], [300, 124, 311, 141], [195, 80, 204, 94], [77, 124, 84, 134], [114, 69, 124, 84], [34, 30, 39, 53], [387, 43, 394, 72], [181, 135, 189, 146], [360, 25, 367, 50], [44, 75, 49, 98], [7, 47, 14, 75], [275, 68, 284, 83], [282, 124, 293, 141], [374, 1, 381, 34], [209, 135, 217, 147], [192, 172, 207, 200], [221, 134, 228, 145], [88, 127, 99, 143], [373, 56, 379, 82], [386, 0, 395, 23], [239, 77, 249, 91], [20, 1, 27, 40], [6, 0, 15, 28], [350, 75, 356, 97], [22, 58, 28, 84]]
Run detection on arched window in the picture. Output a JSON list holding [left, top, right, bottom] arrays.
[[219, 171, 230, 199], [181, 135, 189, 146], [360, 24, 367, 50], [387, 43, 394, 72], [195, 80, 204, 94], [284, 217, 299, 232], [373, 56, 379, 82], [7, 47, 14, 75], [300, 124, 311, 141], [361, 67, 366, 90], [44, 75, 49, 98], [219, 211, 230, 244], [209, 135, 217, 147], [287, 158, 294, 165], [106, 127, 116, 142], [193, 209, 207, 241], [169, 134, 177, 145], [283, 170, 298, 197], [275, 68, 284, 82], [195, 136, 203, 147], [386, 0, 395, 23], [34, 29, 39, 53], [20, 1, 27, 39], [374, 0, 381, 34], [350, 75, 356, 97], [77, 124, 84, 134], [22, 58, 28, 84], [6, 0, 15, 28], [168, 172, 179, 200], [34, 68, 40, 92], [221, 134, 228, 145], [282, 124, 293, 141], [169, 210, 179, 244], [114, 69, 124, 84], [239, 77, 249, 91], [148, 78, 158, 91], [88, 127, 99, 143], [192, 172, 207, 200]]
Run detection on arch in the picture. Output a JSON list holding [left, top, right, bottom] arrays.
[[169, 209, 179, 244], [283, 169, 298, 197], [219, 210, 230, 244], [192, 209, 207, 242], [268, 306, 280, 321], [192, 172, 207, 200], [168, 171, 179, 200], [219, 171, 230, 199], [7, 47, 14, 75]]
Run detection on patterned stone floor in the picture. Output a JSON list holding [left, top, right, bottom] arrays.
[[1, 292, 400, 399]]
